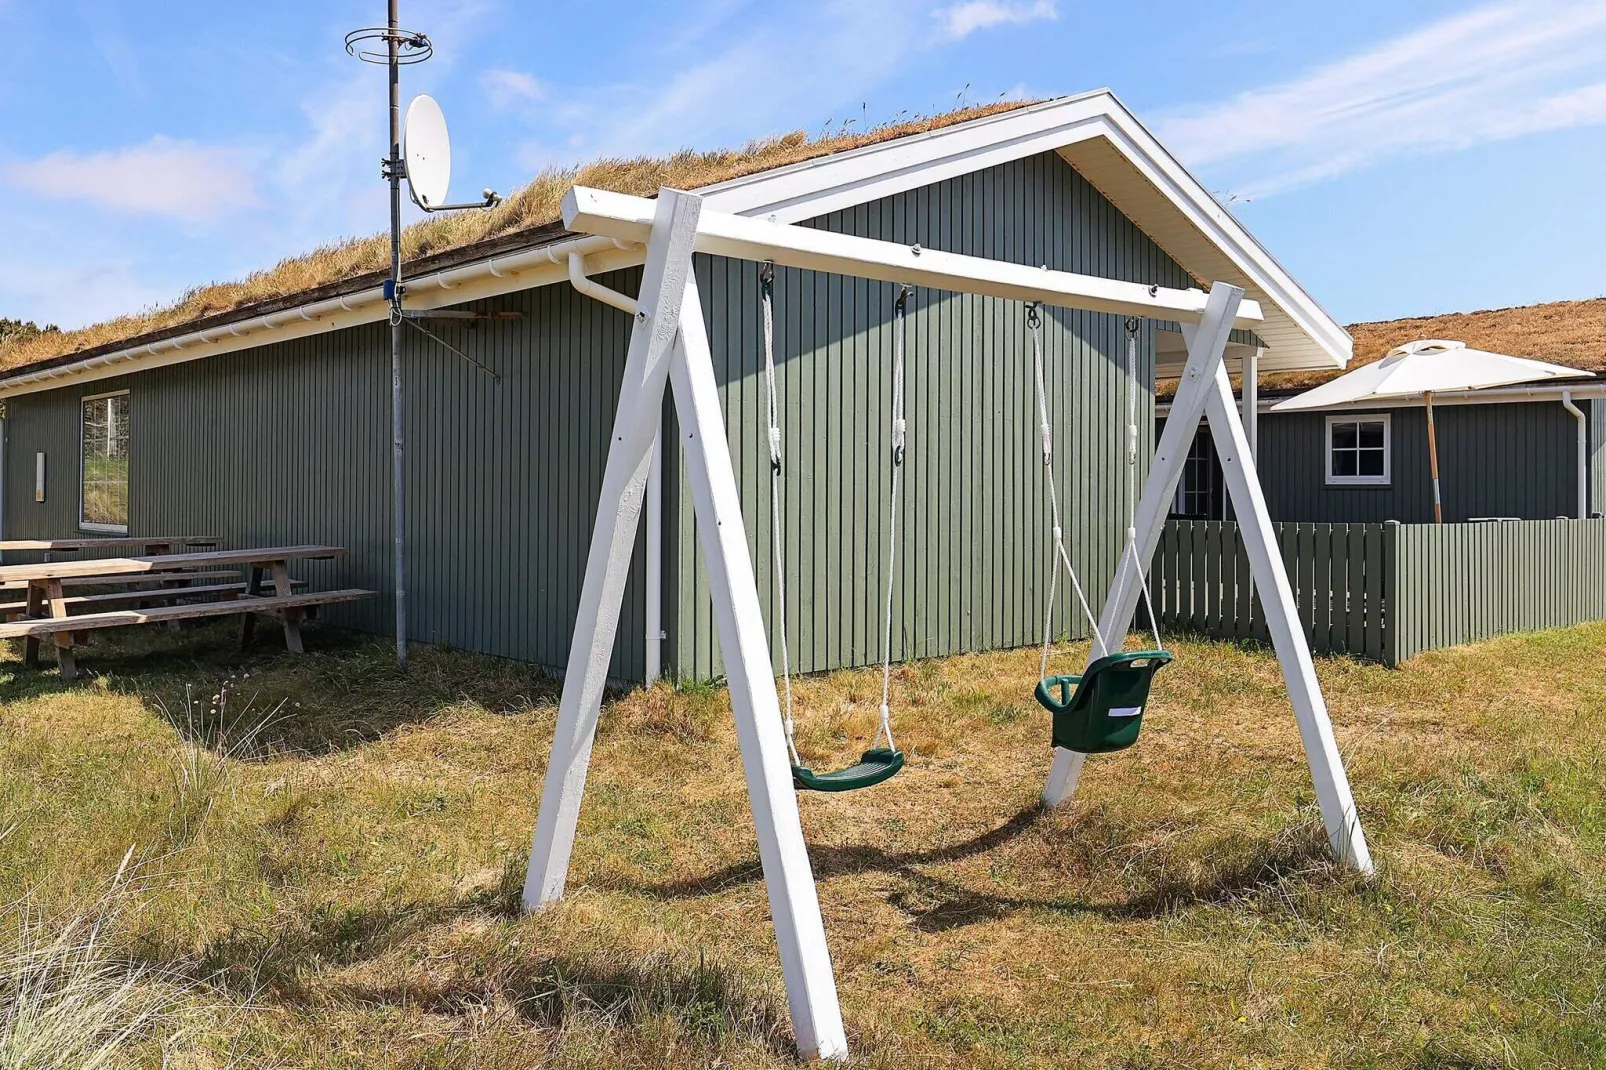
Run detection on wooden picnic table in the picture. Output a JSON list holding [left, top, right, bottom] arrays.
[[0, 545, 369, 679]]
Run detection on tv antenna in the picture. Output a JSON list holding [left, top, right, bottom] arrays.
[[346, 1, 504, 669]]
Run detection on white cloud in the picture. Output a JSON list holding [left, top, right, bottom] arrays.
[[520, 0, 1037, 168], [3, 137, 261, 222], [1156, 0, 1606, 200], [933, 0, 1056, 41], [480, 68, 545, 109], [537, 0, 931, 161]]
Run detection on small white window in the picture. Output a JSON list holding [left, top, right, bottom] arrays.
[[1325, 413, 1390, 486], [80, 390, 130, 532]]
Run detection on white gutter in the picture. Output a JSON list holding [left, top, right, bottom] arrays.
[[563, 252, 663, 684], [0, 232, 635, 400], [1158, 381, 1606, 416], [1562, 391, 1588, 519]]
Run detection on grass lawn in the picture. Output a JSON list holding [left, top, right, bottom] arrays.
[[2, 620, 1604, 1068]]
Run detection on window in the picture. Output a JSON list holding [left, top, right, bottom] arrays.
[[1172, 426, 1224, 519], [80, 391, 129, 532], [1325, 413, 1390, 486]]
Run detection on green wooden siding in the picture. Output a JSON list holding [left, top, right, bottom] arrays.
[[672, 151, 1190, 679], [3, 150, 1188, 683], [1165, 399, 1588, 524], [0, 278, 650, 682]]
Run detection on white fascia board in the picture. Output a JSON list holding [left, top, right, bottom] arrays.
[[697, 90, 1350, 372], [697, 92, 1117, 222], [565, 186, 1265, 329], [1088, 107, 1351, 371]]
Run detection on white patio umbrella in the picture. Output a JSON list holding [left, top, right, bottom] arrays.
[[1271, 339, 1588, 523]]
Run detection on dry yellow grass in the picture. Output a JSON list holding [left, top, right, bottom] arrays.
[[1158, 295, 1606, 398], [0, 101, 1040, 377], [3, 619, 1604, 1067]]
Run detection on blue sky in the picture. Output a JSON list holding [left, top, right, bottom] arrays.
[[2, 0, 1605, 331]]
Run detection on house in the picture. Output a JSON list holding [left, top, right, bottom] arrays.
[[1159, 299, 1606, 524], [0, 91, 1351, 683]]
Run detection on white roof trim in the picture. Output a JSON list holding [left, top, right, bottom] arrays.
[[0, 90, 1347, 400], [1156, 381, 1606, 416]]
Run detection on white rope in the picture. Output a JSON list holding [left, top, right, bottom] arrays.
[[761, 264, 801, 766], [875, 286, 911, 754], [1121, 319, 1164, 652], [1029, 304, 1105, 684]]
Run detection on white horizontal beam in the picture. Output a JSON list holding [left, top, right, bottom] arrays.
[[563, 186, 1265, 328]]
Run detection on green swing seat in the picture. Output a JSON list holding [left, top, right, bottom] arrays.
[[1035, 650, 1173, 754], [791, 748, 905, 793]]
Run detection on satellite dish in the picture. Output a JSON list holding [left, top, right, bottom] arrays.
[[403, 94, 451, 208]]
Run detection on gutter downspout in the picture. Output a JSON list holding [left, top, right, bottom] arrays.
[[1562, 391, 1587, 519], [566, 253, 664, 684]]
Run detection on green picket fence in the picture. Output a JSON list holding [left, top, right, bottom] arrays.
[[1153, 518, 1606, 666]]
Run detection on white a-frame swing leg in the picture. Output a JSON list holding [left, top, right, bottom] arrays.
[[1198, 349, 1373, 874], [1040, 281, 1372, 874], [668, 285, 849, 1062], [522, 186, 848, 1061], [523, 188, 703, 908]]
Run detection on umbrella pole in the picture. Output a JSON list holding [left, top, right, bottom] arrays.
[[1425, 390, 1443, 524]]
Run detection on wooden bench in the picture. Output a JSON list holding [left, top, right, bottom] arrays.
[[0, 590, 373, 677], [0, 545, 368, 679]]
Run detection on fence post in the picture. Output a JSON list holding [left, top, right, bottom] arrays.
[[1381, 520, 1400, 666]]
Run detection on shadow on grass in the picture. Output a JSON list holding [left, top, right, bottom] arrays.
[[8, 621, 563, 756], [181, 862, 794, 1059], [617, 803, 1348, 932], [332, 947, 795, 1058]]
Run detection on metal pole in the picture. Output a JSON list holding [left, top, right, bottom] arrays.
[[1425, 390, 1443, 524], [387, 0, 408, 667]]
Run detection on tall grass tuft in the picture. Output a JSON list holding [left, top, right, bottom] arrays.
[[0, 850, 208, 1069], [155, 680, 284, 846]]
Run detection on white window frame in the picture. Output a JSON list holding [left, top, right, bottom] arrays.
[[1324, 412, 1391, 487], [79, 389, 130, 534]]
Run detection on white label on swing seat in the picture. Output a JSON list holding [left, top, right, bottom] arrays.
[[1109, 706, 1143, 718]]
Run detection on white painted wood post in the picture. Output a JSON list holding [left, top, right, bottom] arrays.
[[523, 188, 703, 910], [669, 282, 849, 1062], [644, 426, 664, 683], [1201, 357, 1374, 874], [1241, 346, 1259, 465], [1043, 282, 1243, 807]]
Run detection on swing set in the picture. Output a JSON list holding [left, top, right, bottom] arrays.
[[522, 184, 1374, 1062]]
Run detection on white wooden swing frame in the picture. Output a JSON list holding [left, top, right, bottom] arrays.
[[522, 185, 1373, 1062]]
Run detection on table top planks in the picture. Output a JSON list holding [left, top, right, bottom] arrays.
[[0, 536, 218, 552], [0, 545, 344, 584]]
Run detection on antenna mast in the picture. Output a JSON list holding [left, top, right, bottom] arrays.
[[346, 2, 499, 669]]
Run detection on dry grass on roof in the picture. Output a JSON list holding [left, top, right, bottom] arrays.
[[1266, 296, 1606, 392], [1158, 296, 1606, 399], [0, 99, 1042, 376]]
